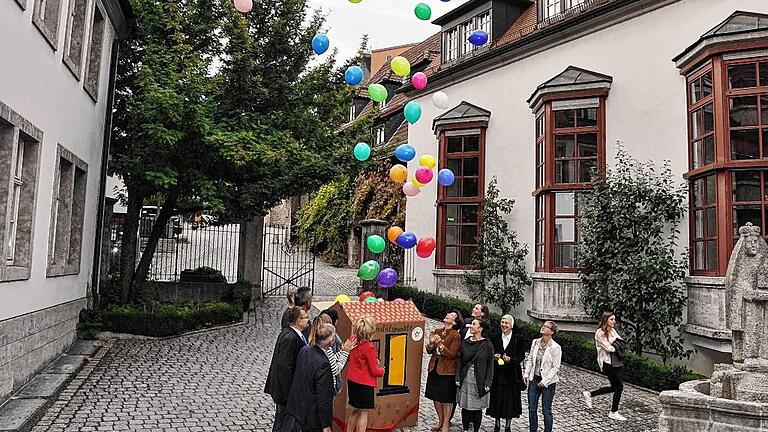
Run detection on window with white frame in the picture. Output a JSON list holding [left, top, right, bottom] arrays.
[[443, 27, 459, 62], [7, 140, 24, 264], [443, 11, 491, 63], [32, 0, 63, 48], [349, 105, 356, 122], [63, 0, 89, 79], [84, 3, 106, 100], [47, 145, 88, 277], [373, 124, 386, 146], [542, 0, 586, 20]]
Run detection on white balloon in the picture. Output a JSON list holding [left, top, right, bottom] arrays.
[[432, 91, 449, 110]]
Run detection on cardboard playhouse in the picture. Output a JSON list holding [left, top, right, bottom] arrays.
[[330, 300, 426, 432]]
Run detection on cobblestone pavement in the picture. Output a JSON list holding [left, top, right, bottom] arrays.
[[31, 298, 661, 431]]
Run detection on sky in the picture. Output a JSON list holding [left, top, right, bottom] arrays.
[[305, 0, 471, 64]]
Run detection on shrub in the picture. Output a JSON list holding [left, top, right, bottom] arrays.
[[389, 285, 705, 391], [224, 281, 254, 311], [179, 266, 227, 283]]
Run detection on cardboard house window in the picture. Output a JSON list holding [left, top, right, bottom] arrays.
[[378, 333, 410, 396]]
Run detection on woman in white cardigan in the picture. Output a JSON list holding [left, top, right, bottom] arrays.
[[523, 320, 561, 432], [582, 311, 626, 421]]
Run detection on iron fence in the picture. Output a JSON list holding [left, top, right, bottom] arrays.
[[261, 224, 315, 298]]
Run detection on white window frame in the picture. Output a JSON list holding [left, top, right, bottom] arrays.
[[373, 124, 386, 146], [6, 140, 24, 264], [349, 105, 356, 122]]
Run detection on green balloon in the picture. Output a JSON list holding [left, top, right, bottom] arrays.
[[414, 3, 431, 20], [354, 142, 371, 161], [357, 260, 381, 281], [368, 84, 388, 103], [364, 296, 378, 302], [366, 235, 386, 254]]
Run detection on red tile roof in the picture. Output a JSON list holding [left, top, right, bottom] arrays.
[[340, 300, 425, 324]]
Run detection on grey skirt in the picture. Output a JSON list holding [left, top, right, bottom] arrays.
[[458, 365, 490, 410]]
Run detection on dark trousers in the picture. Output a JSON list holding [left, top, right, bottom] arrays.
[[528, 375, 556, 432], [461, 408, 483, 432], [272, 404, 286, 432], [590, 362, 624, 412]]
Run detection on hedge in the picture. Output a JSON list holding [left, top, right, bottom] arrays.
[[389, 285, 705, 392]]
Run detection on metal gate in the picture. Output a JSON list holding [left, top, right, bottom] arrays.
[[260, 224, 315, 298]]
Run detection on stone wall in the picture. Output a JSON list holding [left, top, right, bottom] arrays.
[[529, 272, 593, 331], [148, 281, 234, 304], [684, 276, 731, 350], [0, 298, 84, 402], [434, 269, 471, 299]]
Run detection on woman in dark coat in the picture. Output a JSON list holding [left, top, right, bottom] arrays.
[[487, 314, 524, 432], [455, 319, 494, 432]]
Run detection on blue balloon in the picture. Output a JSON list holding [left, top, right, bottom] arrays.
[[438, 168, 455, 186], [394, 144, 416, 162], [396, 232, 418, 249], [345, 66, 364, 86], [312, 34, 330, 55], [468, 30, 489, 46]]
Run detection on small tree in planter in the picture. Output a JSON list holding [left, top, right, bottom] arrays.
[[464, 177, 531, 314], [579, 147, 690, 362]]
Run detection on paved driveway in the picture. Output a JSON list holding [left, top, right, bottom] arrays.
[[30, 298, 661, 431]]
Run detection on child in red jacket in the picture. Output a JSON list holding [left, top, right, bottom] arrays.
[[346, 316, 384, 432]]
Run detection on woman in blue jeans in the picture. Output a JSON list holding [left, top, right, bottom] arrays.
[[523, 321, 562, 432]]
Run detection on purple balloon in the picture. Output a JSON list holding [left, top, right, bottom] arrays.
[[396, 231, 418, 249], [377, 268, 399, 288]]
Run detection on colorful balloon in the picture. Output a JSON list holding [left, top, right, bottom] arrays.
[[438, 168, 455, 186], [432, 91, 450, 109], [349, 0, 362, 3], [411, 72, 428, 91], [359, 291, 376, 302], [393, 298, 406, 304], [368, 83, 388, 102], [414, 3, 431, 20], [403, 182, 420, 196], [396, 231, 418, 249], [233, 0, 252, 13], [312, 34, 330, 55], [468, 30, 489, 46], [391, 56, 411, 77], [335, 294, 351, 303], [416, 236, 437, 258], [377, 297, 385, 302], [412, 175, 426, 188], [357, 261, 381, 281], [419, 154, 436, 169], [345, 66, 364, 86], [364, 296, 379, 302], [415, 166, 433, 184], [353, 142, 371, 161], [387, 226, 404, 244], [498, 359, 505, 366], [404, 101, 422, 124], [389, 164, 408, 183], [394, 143, 416, 162], [377, 268, 399, 288], [366, 235, 386, 254]]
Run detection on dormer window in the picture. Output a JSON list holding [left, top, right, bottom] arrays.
[[441, 11, 491, 63], [541, 0, 586, 21]]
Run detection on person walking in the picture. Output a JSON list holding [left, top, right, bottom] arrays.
[[523, 320, 562, 432], [455, 319, 494, 432], [487, 315, 524, 432], [425, 310, 462, 432], [284, 323, 337, 432], [582, 311, 627, 421], [265, 307, 310, 432], [345, 316, 384, 432]]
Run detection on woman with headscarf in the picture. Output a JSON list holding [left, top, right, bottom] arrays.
[[487, 314, 524, 432]]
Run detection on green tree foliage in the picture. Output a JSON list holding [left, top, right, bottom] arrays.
[[578, 147, 690, 362], [464, 178, 531, 314], [296, 177, 353, 266]]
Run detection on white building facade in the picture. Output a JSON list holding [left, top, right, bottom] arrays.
[[0, 0, 131, 401], [404, 0, 768, 373]]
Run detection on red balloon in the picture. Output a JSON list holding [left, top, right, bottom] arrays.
[[416, 236, 436, 258], [359, 291, 376, 302]]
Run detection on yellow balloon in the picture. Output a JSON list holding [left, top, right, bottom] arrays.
[[391, 56, 411, 77], [419, 154, 436, 169], [389, 164, 408, 183], [498, 359, 505, 366], [348, 0, 362, 3], [412, 175, 426, 188], [335, 294, 351, 303]]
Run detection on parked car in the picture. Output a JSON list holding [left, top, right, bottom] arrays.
[[140, 206, 181, 238]]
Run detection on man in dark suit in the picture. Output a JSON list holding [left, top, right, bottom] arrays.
[[265, 306, 309, 432], [284, 323, 336, 432]]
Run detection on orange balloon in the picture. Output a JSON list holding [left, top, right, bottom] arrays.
[[387, 226, 404, 244], [389, 164, 408, 183]]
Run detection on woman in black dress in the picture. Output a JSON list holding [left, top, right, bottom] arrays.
[[425, 310, 462, 432], [487, 314, 524, 432]]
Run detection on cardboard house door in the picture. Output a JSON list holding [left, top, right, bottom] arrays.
[[384, 334, 407, 390]]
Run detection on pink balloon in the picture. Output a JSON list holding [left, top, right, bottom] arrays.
[[233, 0, 252, 12], [415, 167, 433, 184], [411, 72, 428, 91], [403, 182, 420, 196]]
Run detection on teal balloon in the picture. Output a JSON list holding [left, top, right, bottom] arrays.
[[404, 101, 422, 124], [354, 142, 371, 161], [357, 260, 381, 281], [366, 235, 386, 254], [364, 296, 379, 303]]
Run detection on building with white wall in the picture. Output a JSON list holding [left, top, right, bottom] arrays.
[[399, 0, 768, 373], [0, 0, 132, 401]]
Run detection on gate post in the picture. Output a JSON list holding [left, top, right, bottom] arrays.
[[358, 219, 389, 298], [238, 216, 264, 308]]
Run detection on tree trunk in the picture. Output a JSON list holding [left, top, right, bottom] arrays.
[[633, 329, 643, 356], [119, 185, 144, 304], [131, 189, 180, 286]]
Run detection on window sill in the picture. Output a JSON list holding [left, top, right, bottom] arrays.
[[63, 56, 83, 81], [433, 268, 477, 276], [0, 265, 31, 282], [46, 263, 81, 278]]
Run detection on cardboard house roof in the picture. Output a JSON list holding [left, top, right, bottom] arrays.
[[339, 301, 425, 324]]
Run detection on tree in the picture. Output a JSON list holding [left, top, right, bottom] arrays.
[[464, 177, 531, 314], [578, 147, 690, 362]]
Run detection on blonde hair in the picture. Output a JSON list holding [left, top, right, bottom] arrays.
[[309, 314, 332, 345], [352, 316, 376, 342]]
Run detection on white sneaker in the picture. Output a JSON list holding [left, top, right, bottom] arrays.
[[609, 411, 627, 421], [582, 391, 593, 408]]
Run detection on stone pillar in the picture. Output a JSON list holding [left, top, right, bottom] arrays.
[[358, 219, 389, 298], [238, 216, 264, 307]]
